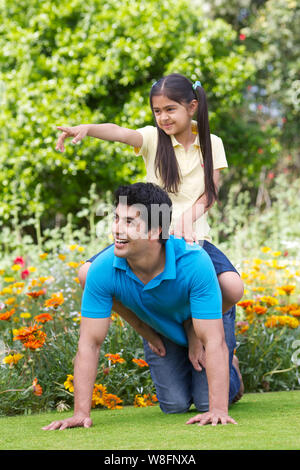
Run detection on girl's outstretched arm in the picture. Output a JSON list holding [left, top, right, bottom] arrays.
[[55, 124, 143, 152]]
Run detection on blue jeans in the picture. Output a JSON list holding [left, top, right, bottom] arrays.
[[143, 307, 240, 413]]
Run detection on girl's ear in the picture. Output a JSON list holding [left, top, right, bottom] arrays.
[[188, 99, 198, 116]]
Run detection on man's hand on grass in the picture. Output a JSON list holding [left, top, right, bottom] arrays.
[[42, 414, 92, 431], [186, 409, 237, 426]]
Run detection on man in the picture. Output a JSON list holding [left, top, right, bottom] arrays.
[[43, 183, 242, 431]]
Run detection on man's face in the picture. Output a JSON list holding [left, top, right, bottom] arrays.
[[112, 203, 156, 258]]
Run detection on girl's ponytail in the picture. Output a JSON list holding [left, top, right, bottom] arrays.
[[193, 83, 218, 209]]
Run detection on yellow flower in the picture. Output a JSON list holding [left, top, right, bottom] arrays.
[[64, 374, 74, 392], [1, 287, 13, 294], [92, 384, 108, 407], [58, 254, 66, 261], [3, 353, 23, 365], [77, 246, 85, 253], [4, 277, 15, 283], [67, 262, 80, 269], [28, 266, 37, 272], [261, 246, 271, 253], [11, 264, 21, 271], [39, 253, 48, 260], [20, 312, 31, 319], [276, 285, 296, 295], [4, 297, 16, 306], [0, 269, 5, 275], [13, 282, 25, 288], [265, 315, 299, 329], [134, 394, 147, 408], [272, 251, 281, 257], [68, 244, 78, 251], [259, 296, 279, 306]]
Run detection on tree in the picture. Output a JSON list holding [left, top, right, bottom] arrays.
[[0, 0, 265, 228], [241, 0, 300, 154]]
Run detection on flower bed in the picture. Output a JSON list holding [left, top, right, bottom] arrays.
[[0, 244, 299, 415], [0, 247, 156, 416], [236, 246, 300, 392]]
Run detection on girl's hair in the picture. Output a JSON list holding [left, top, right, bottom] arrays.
[[149, 73, 218, 208]]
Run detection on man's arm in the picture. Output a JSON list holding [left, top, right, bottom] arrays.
[[113, 299, 166, 357], [42, 317, 110, 430], [183, 319, 206, 372], [186, 318, 237, 426]]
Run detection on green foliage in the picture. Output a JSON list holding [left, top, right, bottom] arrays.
[[1, 0, 259, 227], [241, 0, 300, 150]]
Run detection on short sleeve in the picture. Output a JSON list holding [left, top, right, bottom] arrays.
[[134, 126, 158, 161], [211, 134, 228, 170], [189, 250, 222, 320], [80, 256, 114, 319]]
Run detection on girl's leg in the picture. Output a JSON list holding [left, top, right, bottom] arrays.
[[78, 262, 91, 289], [78, 243, 114, 289], [218, 271, 244, 314], [201, 241, 244, 314]]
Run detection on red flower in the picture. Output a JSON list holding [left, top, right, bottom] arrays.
[[21, 269, 30, 280], [14, 257, 25, 267], [239, 34, 246, 40]]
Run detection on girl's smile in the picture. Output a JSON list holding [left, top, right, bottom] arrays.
[[151, 94, 198, 148]]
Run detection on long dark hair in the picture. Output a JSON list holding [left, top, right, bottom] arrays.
[[150, 73, 218, 208]]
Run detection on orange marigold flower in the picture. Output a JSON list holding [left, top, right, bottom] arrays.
[[0, 308, 15, 321], [265, 315, 299, 329], [104, 393, 123, 409], [32, 378, 43, 396], [13, 324, 47, 350], [290, 309, 300, 317], [92, 384, 108, 408], [259, 296, 279, 306], [237, 300, 255, 309], [276, 285, 296, 295], [34, 313, 53, 323], [253, 305, 268, 315], [44, 292, 64, 309], [236, 321, 249, 334], [132, 358, 149, 368], [105, 353, 126, 364], [134, 394, 147, 408], [27, 289, 46, 298]]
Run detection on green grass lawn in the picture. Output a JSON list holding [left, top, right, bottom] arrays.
[[1, 391, 300, 450]]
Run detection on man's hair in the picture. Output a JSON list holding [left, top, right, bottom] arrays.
[[114, 182, 172, 244]]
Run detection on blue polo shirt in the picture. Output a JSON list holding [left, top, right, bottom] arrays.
[[81, 236, 222, 347]]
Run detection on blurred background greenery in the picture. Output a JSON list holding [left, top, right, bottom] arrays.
[[0, 0, 299, 256]]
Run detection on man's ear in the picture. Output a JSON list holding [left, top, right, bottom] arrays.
[[148, 226, 162, 241]]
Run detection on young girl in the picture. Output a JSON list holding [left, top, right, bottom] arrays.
[[56, 73, 244, 313]]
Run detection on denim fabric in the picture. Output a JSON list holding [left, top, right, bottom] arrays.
[[143, 306, 240, 413], [201, 240, 239, 276]]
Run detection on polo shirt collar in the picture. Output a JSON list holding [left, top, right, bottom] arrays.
[[112, 238, 176, 289], [170, 121, 200, 149]]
